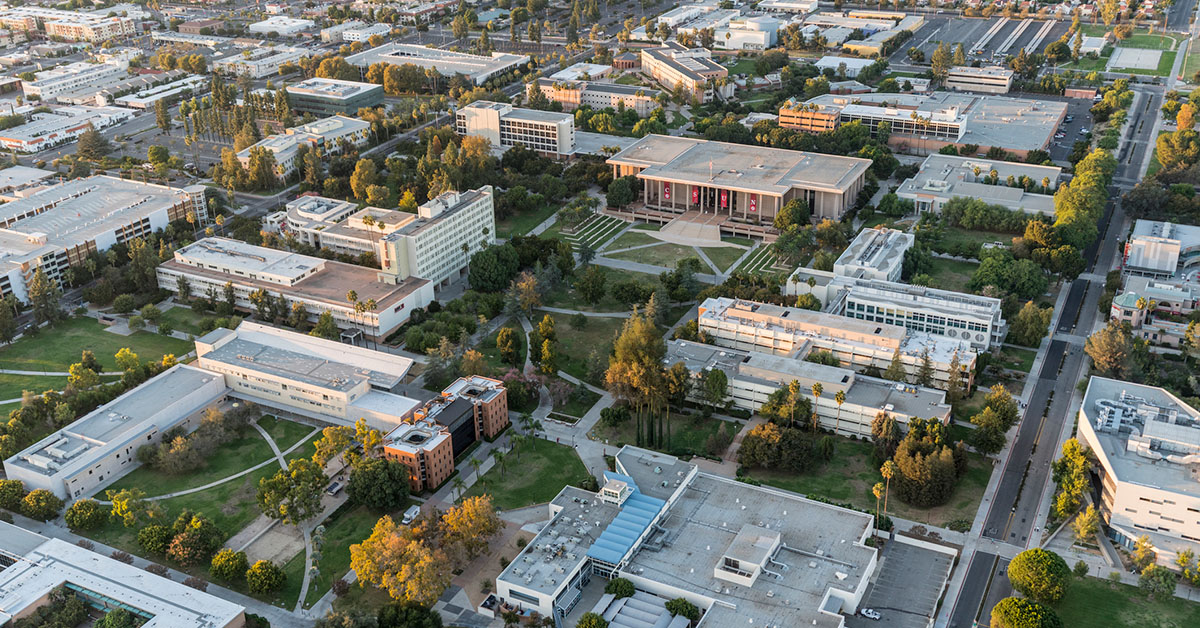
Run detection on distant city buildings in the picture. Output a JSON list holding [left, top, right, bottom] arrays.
[[0, 104, 133, 153], [248, 16, 314, 36], [0, 7, 136, 42], [0, 175, 205, 304], [1078, 376, 1200, 565], [285, 77, 384, 116], [0, 522, 247, 626], [212, 46, 311, 78], [21, 61, 126, 102], [455, 100, 576, 159], [345, 42, 528, 85], [896, 154, 1061, 216]]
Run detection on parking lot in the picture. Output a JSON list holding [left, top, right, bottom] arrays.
[[893, 16, 1071, 65], [1025, 93, 1097, 163], [845, 538, 955, 628]]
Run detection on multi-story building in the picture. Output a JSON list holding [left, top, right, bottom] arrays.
[[0, 523, 247, 627], [213, 46, 310, 78], [377, 186, 496, 287], [285, 77, 384, 116], [392, 0, 458, 24], [153, 30, 231, 46], [21, 61, 126, 101], [320, 20, 364, 42], [640, 42, 732, 103], [345, 42, 528, 86], [263, 194, 360, 248], [1078, 376, 1200, 565], [698, 297, 976, 390], [529, 78, 660, 116], [236, 114, 371, 177], [896, 153, 1061, 216], [0, 105, 132, 153], [0, 175, 205, 303], [607, 135, 871, 225], [1109, 276, 1197, 348], [178, 18, 223, 34], [779, 91, 1067, 159], [667, 340, 951, 436], [833, 226, 912, 282], [341, 23, 390, 41], [194, 321, 421, 427], [1123, 220, 1200, 279], [248, 16, 314, 35], [156, 237, 435, 341], [382, 375, 508, 491], [830, 278, 1007, 351], [3, 364, 229, 499], [456, 100, 575, 158], [0, 7, 135, 42], [945, 65, 1015, 94]]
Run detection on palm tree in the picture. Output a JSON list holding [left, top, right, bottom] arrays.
[[510, 433, 524, 458], [365, 299, 378, 349], [787, 380, 802, 428], [880, 460, 898, 519], [345, 289, 359, 345], [810, 382, 823, 433], [834, 390, 846, 436], [491, 449, 507, 476], [468, 457, 483, 481], [872, 482, 885, 538], [452, 476, 467, 501]]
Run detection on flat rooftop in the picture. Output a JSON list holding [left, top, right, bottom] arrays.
[[608, 135, 871, 195], [196, 321, 413, 392], [948, 65, 1015, 79], [382, 419, 450, 453], [1082, 376, 1200, 499], [1132, 219, 1200, 245], [0, 530, 245, 627], [626, 472, 875, 628], [897, 154, 1060, 215], [0, 165, 53, 191], [173, 237, 324, 285], [642, 44, 727, 82], [285, 77, 382, 100], [344, 42, 528, 78], [835, 227, 912, 276]]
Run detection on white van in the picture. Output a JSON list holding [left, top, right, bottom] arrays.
[[402, 505, 421, 525]]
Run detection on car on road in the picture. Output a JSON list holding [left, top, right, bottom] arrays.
[[325, 481, 342, 495], [860, 608, 881, 620]]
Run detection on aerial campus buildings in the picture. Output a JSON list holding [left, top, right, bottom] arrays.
[[896, 153, 1062, 216], [779, 91, 1068, 159], [456, 101, 577, 159], [0, 105, 133, 153], [236, 114, 371, 178], [1078, 377, 1200, 564], [285, 77, 384, 116], [606, 135, 872, 234], [156, 237, 435, 341], [640, 42, 733, 103], [0, 175, 206, 304], [3, 322, 507, 500], [345, 42, 528, 85], [529, 78, 661, 117], [493, 447, 956, 627], [0, 522, 246, 626], [1109, 220, 1200, 347], [0, 7, 136, 42]]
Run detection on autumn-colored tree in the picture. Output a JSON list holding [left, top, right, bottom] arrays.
[[441, 495, 504, 563], [350, 515, 453, 606]]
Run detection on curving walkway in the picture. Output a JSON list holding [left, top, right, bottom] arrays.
[[536, 306, 632, 319], [0, 368, 125, 376]]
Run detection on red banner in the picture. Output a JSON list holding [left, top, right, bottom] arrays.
[[749, 194, 757, 212], [691, 186, 699, 204], [663, 183, 670, 200], [720, 190, 728, 208]]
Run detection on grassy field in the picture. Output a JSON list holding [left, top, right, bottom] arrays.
[[0, 401, 18, 416], [0, 374, 71, 400], [606, 242, 703, 269], [462, 438, 591, 510], [953, 386, 990, 422], [158, 307, 212, 336], [1053, 574, 1200, 627], [1183, 38, 1200, 82], [542, 266, 662, 313], [1083, 25, 1182, 49], [1111, 49, 1177, 77], [258, 415, 314, 448], [614, 73, 643, 86], [1059, 53, 1112, 72], [496, 204, 558, 239], [552, 382, 601, 418], [924, 258, 980, 293], [544, 313, 625, 384], [477, 321, 526, 375], [303, 505, 381, 607], [604, 229, 661, 251], [0, 317, 193, 372], [593, 412, 734, 458], [748, 436, 992, 527], [726, 58, 758, 76], [939, 227, 1015, 255], [701, 246, 748, 273], [996, 347, 1038, 374]]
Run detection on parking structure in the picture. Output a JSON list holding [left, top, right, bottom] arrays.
[[845, 537, 955, 628]]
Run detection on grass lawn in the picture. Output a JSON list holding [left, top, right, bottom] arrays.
[[614, 73, 643, 86], [552, 381, 600, 418], [0, 317, 192, 372], [748, 436, 992, 527], [273, 548, 306, 609], [722, 236, 754, 247], [1083, 25, 1182, 49], [1053, 574, 1200, 627], [633, 223, 662, 232], [726, 58, 758, 76], [925, 258, 980, 293], [701, 246, 748, 273], [996, 347, 1038, 374], [953, 387, 990, 422], [257, 415, 313, 449], [496, 204, 557, 239], [593, 412, 734, 458], [462, 438, 591, 510], [604, 229, 661, 251], [303, 505, 381, 607], [1059, 54, 1111, 72], [0, 374, 71, 400], [544, 313, 625, 385], [939, 227, 1014, 255], [542, 267, 662, 314], [1112, 49, 1176, 77], [283, 432, 322, 464], [158, 307, 211, 336], [606, 242, 702, 269], [477, 321, 526, 375], [0, 401, 18, 416], [1183, 39, 1200, 81]]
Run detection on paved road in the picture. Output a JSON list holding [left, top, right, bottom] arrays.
[[1167, 0, 1198, 32]]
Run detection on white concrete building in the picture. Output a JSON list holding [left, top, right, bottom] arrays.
[[21, 61, 126, 101], [529, 78, 660, 117], [945, 65, 1015, 94], [814, 56, 876, 78], [0, 524, 246, 627], [455, 100, 575, 158], [758, 0, 820, 12], [321, 19, 365, 42], [0, 105, 133, 153], [342, 22, 391, 42], [3, 365, 229, 499], [263, 195, 361, 248], [0, 7, 135, 42], [1079, 376, 1200, 565], [236, 114, 371, 177], [345, 42, 528, 85], [194, 322, 421, 429], [640, 42, 733, 103], [0, 176, 205, 304], [156, 237, 435, 341], [829, 278, 1008, 350], [213, 46, 310, 78], [896, 154, 1061, 216], [548, 62, 613, 81], [248, 16, 314, 35], [834, 226, 913, 282], [378, 186, 496, 287], [1123, 220, 1200, 279]]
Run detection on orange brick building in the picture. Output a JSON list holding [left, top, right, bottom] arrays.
[[382, 375, 508, 492]]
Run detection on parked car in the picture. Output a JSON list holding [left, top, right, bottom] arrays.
[[324, 481, 342, 496], [402, 504, 421, 525], [860, 608, 881, 620]]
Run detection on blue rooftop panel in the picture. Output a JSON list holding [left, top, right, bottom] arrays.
[[585, 488, 666, 565]]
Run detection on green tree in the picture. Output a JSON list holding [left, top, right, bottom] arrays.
[[1008, 548, 1071, 603], [107, 487, 161, 527], [576, 265, 608, 305], [137, 524, 173, 555], [211, 548, 250, 581], [147, 144, 170, 164], [931, 41, 952, 82], [989, 597, 1063, 628], [606, 175, 636, 208], [348, 457, 411, 511], [351, 158, 379, 200], [115, 347, 139, 371], [97, 608, 138, 628], [310, 310, 340, 340], [946, 352, 963, 403], [1131, 534, 1156, 572], [257, 458, 327, 526], [246, 560, 286, 594], [26, 267, 61, 325], [1085, 320, 1133, 378], [21, 488, 64, 521], [1139, 564, 1178, 597], [915, 347, 935, 387], [577, 612, 609, 628], [883, 347, 907, 382], [496, 326, 519, 365], [377, 602, 444, 628], [76, 124, 112, 160], [64, 499, 106, 530], [605, 578, 635, 598], [0, 479, 25, 510], [665, 598, 699, 621], [155, 98, 171, 134], [1072, 504, 1099, 543]]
